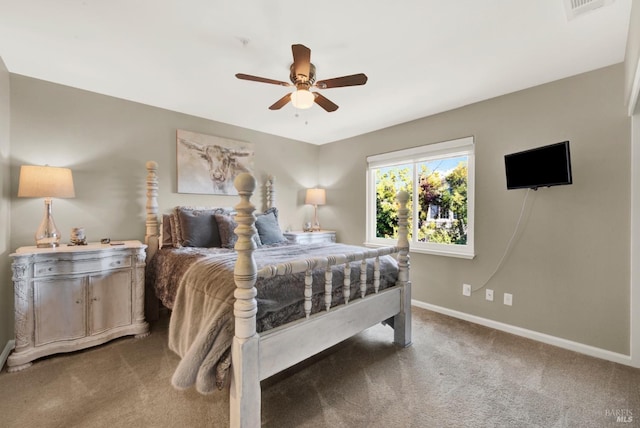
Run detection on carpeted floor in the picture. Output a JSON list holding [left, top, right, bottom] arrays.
[[1, 307, 638, 428]]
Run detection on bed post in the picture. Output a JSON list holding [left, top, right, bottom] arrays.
[[144, 161, 160, 322], [145, 161, 159, 260], [230, 173, 261, 428], [394, 190, 412, 347], [266, 175, 275, 209]]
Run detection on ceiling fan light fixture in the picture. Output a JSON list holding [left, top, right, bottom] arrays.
[[291, 89, 315, 109], [235, 44, 367, 112]]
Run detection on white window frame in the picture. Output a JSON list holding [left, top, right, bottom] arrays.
[[365, 136, 475, 259]]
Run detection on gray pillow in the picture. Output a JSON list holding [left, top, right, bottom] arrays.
[[255, 211, 286, 245], [177, 208, 222, 247]]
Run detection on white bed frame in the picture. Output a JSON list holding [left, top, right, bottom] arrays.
[[144, 161, 412, 427]]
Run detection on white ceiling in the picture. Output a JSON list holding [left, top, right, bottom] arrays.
[[0, 0, 632, 145]]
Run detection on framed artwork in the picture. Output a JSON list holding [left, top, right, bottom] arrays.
[[177, 129, 254, 195]]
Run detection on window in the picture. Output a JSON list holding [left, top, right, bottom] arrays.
[[366, 136, 475, 259]]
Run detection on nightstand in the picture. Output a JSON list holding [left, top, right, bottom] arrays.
[[283, 230, 336, 244], [7, 240, 149, 372]]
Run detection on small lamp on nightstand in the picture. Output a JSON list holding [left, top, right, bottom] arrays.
[[18, 165, 75, 248], [305, 188, 326, 232]]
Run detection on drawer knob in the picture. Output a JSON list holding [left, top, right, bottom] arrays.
[[75, 299, 82, 304]]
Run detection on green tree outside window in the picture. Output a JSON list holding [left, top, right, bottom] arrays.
[[375, 157, 468, 246]]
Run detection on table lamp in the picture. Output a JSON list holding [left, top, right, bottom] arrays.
[[18, 165, 75, 248]]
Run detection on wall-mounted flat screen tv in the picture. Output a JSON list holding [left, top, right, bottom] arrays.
[[504, 141, 572, 190]]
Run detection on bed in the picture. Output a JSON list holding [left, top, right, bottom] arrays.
[[143, 161, 412, 427]]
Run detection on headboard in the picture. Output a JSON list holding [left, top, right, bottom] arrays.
[[143, 161, 276, 262]]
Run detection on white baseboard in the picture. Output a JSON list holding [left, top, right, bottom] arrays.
[[1, 340, 14, 371], [412, 300, 635, 367]]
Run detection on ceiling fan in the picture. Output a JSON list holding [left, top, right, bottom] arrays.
[[235, 44, 368, 112]]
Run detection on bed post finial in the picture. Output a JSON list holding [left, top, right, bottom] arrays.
[[230, 172, 261, 428], [233, 172, 258, 338], [394, 190, 412, 347], [145, 161, 159, 258]]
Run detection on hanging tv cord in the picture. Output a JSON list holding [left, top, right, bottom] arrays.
[[471, 188, 532, 293]]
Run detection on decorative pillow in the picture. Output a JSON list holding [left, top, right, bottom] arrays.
[[215, 213, 261, 248], [161, 214, 173, 248], [215, 214, 240, 248], [258, 207, 279, 219], [169, 214, 181, 247], [166, 206, 234, 248], [177, 208, 223, 247], [255, 210, 286, 245]]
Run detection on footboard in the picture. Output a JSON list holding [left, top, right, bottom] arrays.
[[258, 245, 403, 316], [259, 287, 404, 380], [230, 173, 411, 428], [257, 246, 409, 380]]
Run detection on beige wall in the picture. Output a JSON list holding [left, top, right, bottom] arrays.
[[631, 112, 640, 365], [8, 75, 320, 252], [0, 58, 12, 363], [626, 0, 640, 113], [319, 64, 631, 354]]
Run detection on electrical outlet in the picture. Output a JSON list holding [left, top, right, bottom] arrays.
[[504, 293, 513, 306], [486, 289, 494, 301], [462, 283, 472, 296]]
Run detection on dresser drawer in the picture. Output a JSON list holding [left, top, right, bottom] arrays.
[[293, 236, 313, 244], [34, 255, 131, 277], [283, 231, 336, 245]]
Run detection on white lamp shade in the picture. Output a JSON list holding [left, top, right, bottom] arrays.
[[291, 89, 315, 109], [18, 165, 76, 198], [305, 188, 326, 205]]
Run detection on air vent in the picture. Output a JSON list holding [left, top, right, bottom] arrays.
[[564, 0, 615, 20]]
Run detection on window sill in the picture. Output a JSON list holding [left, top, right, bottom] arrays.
[[363, 241, 475, 260]]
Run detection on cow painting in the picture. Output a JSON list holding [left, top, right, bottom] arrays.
[[177, 130, 254, 195]]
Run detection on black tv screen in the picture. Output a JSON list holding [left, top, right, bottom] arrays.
[[504, 141, 572, 190]]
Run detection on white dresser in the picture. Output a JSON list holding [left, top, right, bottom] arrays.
[[7, 241, 149, 372], [283, 230, 336, 245]]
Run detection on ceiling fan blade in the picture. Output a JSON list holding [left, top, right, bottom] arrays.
[[269, 93, 292, 110], [236, 73, 291, 87], [313, 93, 339, 112], [291, 44, 311, 81], [315, 73, 368, 89]]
